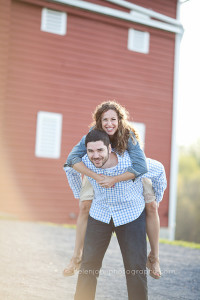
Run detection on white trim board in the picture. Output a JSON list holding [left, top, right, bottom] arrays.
[[49, 0, 183, 33]]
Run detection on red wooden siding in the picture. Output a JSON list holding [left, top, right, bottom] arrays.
[[0, 0, 178, 226]]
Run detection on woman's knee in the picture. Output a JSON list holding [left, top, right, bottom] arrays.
[[79, 200, 92, 215], [145, 201, 158, 215]]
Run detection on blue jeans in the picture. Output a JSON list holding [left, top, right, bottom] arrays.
[[74, 210, 147, 300]]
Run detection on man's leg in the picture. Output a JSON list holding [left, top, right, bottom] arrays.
[[115, 210, 148, 300], [74, 216, 113, 300]]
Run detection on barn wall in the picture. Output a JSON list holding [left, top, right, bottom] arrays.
[[0, 0, 177, 226]]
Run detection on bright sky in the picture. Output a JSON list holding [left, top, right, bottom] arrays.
[[177, 0, 200, 146]]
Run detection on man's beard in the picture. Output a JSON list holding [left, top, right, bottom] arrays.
[[92, 153, 109, 168]]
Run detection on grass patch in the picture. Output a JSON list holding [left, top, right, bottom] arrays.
[[37, 222, 77, 229], [159, 239, 200, 249], [61, 224, 76, 229]]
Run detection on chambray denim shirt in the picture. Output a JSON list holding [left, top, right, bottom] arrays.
[[65, 131, 148, 177], [64, 153, 167, 227]]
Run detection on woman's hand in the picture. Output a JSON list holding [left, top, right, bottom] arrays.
[[95, 171, 135, 188], [96, 175, 117, 188]]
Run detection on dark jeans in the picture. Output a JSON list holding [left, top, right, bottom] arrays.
[[74, 209, 147, 300]]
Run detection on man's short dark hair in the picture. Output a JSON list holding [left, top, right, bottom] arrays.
[[85, 129, 110, 148]]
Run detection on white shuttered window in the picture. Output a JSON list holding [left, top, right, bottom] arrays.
[[35, 111, 63, 159]]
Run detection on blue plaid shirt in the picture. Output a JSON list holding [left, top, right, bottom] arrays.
[[64, 151, 167, 227]]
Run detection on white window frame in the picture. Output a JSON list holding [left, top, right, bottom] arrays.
[[35, 111, 63, 159], [41, 8, 67, 35], [129, 121, 146, 149], [128, 28, 150, 54]]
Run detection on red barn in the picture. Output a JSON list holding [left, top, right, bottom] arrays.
[[0, 0, 183, 239]]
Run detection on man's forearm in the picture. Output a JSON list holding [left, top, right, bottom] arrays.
[[64, 167, 82, 198]]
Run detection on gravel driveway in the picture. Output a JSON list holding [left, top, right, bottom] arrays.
[[0, 220, 199, 300]]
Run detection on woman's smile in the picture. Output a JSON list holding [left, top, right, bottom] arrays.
[[101, 109, 118, 136]]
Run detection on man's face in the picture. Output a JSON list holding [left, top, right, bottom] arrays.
[[87, 141, 111, 168]]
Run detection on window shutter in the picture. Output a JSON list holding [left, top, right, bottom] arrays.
[[35, 111, 63, 159], [41, 8, 67, 35]]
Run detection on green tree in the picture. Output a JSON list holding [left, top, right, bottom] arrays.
[[175, 140, 200, 243]]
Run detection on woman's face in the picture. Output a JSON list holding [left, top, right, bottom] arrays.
[[101, 109, 119, 137]]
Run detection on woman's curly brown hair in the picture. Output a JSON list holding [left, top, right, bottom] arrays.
[[91, 101, 140, 154]]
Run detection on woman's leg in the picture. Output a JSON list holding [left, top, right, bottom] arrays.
[[72, 200, 92, 259], [63, 200, 92, 276], [146, 201, 160, 258], [142, 178, 161, 279], [63, 177, 94, 276]]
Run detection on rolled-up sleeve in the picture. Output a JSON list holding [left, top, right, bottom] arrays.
[[150, 162, 167, 203], [126, 133, 148, 177], [63, 166, 82, 199], [65, 135, 87, 167]]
